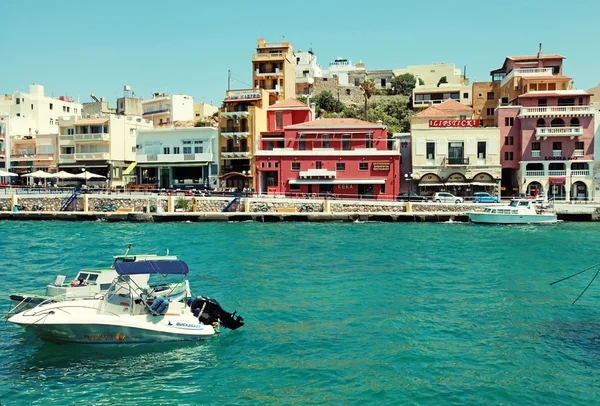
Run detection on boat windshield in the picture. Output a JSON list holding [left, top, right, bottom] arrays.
[[509, 201, 518, 207], [105, 278, 134, 306]]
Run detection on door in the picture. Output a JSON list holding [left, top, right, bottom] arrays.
[[160, 168, 170, 188]]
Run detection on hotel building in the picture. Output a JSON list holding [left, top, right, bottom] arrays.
[[410, 99, 502, 196], [255, 99, 400, 198], [252, 38, 296, 105], [142, 93, 194, 127]]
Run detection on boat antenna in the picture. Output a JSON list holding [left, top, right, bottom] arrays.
[[125, 244, 132, 256], [571, 267, 600, 305], [549, 261, 600, 285]]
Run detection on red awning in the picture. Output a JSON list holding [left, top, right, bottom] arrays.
[[549, 177, 566, 185]]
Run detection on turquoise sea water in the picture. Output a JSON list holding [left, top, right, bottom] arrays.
[[0, 220, 600, 405]]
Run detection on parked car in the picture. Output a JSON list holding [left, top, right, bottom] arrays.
[[396, 192, 428, 202], [472, 192, 500, 204], [432, 192, 464, 204]]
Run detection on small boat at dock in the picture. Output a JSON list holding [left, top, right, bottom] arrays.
[[466, 199, 558, 225]]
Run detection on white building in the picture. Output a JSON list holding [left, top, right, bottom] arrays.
[[136, 127, 219, 189], [0, 84, 82, 171], [394, 63, 472, 108], [295, 50, 323, 84], [321, 57, 366, 86], [193, 103, 218, 121], [142, 93, 194, 127], [58, 114, 153, 186]]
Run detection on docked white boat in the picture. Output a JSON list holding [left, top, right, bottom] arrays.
[[8, 259, 244, 344], [8, 248, 187, 316], [467, 199, 558, 225]]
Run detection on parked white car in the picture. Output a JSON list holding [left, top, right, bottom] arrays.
[[432, 192, 464, 204]]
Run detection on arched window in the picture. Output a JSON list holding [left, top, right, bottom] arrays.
[[551, 118, 565, 127], [536, 118, 545, 127], [570, 117, 580, 127]]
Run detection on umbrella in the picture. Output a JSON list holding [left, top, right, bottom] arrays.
[[75, 171, 106, 180], [0, 169, 17, 177], [54, 170, 78, 179], [22, 170, 52, 178]]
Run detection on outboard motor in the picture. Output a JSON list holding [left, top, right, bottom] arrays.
[[190, 296, 244, 330]]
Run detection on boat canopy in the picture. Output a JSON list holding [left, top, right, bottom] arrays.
[[114, 260, 190, 276]]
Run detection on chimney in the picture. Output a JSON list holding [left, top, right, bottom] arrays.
[[537, 43, 543, 58]]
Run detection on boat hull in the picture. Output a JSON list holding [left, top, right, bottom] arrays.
[[8, 301, 217, 344], [467, 212, 558, 224]]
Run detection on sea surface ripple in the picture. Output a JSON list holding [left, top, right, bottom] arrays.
[[0, 220, 599, 405]]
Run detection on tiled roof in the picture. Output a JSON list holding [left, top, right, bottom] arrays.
[[286, 118, 382, 128], [412, 107, 455, 118], [270, 98, 310, 109], [436, 98, 474, 112]]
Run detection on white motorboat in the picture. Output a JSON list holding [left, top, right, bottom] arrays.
[[8, 259, 244, 344], [467, 199, 557, 225], [8, 248, 187, 316]]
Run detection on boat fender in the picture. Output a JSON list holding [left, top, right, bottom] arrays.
[[150, 296, 169, 314]]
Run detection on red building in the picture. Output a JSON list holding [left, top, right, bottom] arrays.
[[255, 99, 400, 198]]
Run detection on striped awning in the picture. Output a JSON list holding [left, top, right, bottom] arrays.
[[122, 162, 137, 175]]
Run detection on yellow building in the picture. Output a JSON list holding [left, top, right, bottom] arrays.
[[252, 38, 296, 105], [218, 89, 269, 190], [472, 81, 499, 127]]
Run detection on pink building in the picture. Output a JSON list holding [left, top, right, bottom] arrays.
[[255, 100, 400, 198], [497, 91, 595, 200]]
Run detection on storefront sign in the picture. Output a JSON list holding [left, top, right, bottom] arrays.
[[544, 156, 579, 161], [549, 177, 566, 185], [429, 119, 480, 128], [372, 162, 390, 171]]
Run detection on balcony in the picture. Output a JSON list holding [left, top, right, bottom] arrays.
[[501, 68, 554, 87], [535, 126, 583, 140], [136, 152, 212, 164], [525, 170, 545, 176], [548, 170, 566, 176], [444, 157, 470, 166], [531, 150, 541, 157], [143, 108, 169, 116], [74, 152, 109, 160], [220, 127, 250, 138], [74, 133, 109, 142], [59, 154, 76, 162], [264, 85, 281, 93], [221, 111, 249, 118], [519, 105, 595, 118], [572, 170, 590, 176], [252, 52, 284, 60], [574, 149, 584, 157], [11, 153, 54, 161], [553, 150, 562, 157], [255, 68, 281, 77]]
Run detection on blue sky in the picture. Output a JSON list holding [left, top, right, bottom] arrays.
[[3, 0, 599, 107]]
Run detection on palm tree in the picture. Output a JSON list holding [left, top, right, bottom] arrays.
[[360, 79, 375, 121]]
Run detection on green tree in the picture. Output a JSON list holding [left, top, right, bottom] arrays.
[[368, 96, 414, 132], [360, 79, 376, 120], [418, 78, 425, 86], [437, 76, 448, 87], [311, 91, 343, 112], [391, 73, 417, 96], [296, 95, 307, 104]]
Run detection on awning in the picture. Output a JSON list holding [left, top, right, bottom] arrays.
[[471, 181, 499, 186], [418, 182, 445, 187], [58, 164, 108, 168], [445, 182, 471, 186], [289, 179, 386, 185], [114, 260, 189, 276], [549, 177, 566, 185], [122, 162, 137, 175]]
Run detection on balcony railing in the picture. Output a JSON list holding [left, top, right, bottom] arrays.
[[519, 105, 595, 117], [525, 170, 545, 176], [574, 149, 584, 156], [531, 150, 541, 157], [74, 133, 109, 142], [444, 157, 470, 165], [255, 68, 281, 76], [221, 111, 249, 117], [501, 67, 554, 87], [572, 170, 590, 176], [548, 170, 566, 176], [253, 53, 284, 59], [525, 169, 590, 177], [74, 152, 109, 160], [264, 85, 281, 93], [553, 150, 562, 157], [535, 126, 583, 139], [11, 153, 54, 160]]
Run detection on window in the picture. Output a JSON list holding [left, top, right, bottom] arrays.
[[553, 142, 562, 151], [183, 147, 192, 154], [575, 141, 584, 150], [15, 98, 20, 105], [299, 140, 306, 150], [275, 111, 283, 129], [508, 136, 514, 145], [194, 146, 203, 153], [67, 107, 70, 113], [130, 128, 135, 137], [336, 162, 345, 171], [570, 117, 580, 126], [354, 78, 360, 86], [504, 152, 514, 160], [267, 141, 275, 150], [477, 142, 486, 159], [538, 98, 547, 107], [426, 142, 435, 159], [290, 183, 301, 191], [550, 66, 560, 74], [74, 108, 77, 114], [448, 142, 465, 164], [49, 103, 53, 110], [504, 117, 514, 126], [274, 162, 279, 168], [63, 106, 66, 112], [173, 147, 180, 154], [463, 92, 469, 99], [486, 107, 495, 116], [163, 147, 170, 154], [49, 118, 53, 125], [536, 118, 546, 127], [381, 79, 386, 88], [291, 162, 300, 171], [315, 161, 323, 169], [380, 183, 385, 194], [487, 92, 495, 100], [532, 142, 541, 151], [365, 134, 373, 148], [359, 162, 368, 171], [342, 135, 351, 151], [459, 115, 467, 120], [322, 135, 330, 148], [345, 89, 351, 95]]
